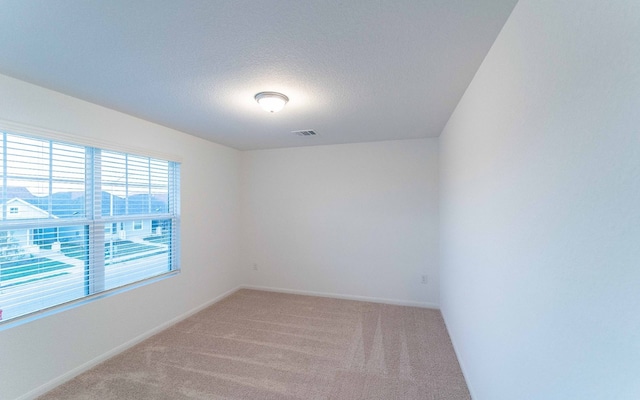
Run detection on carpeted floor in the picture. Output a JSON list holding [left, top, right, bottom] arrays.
[[39, 289, 470, 399]]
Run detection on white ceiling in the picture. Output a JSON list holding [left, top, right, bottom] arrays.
[[0, 1, 518, 150]]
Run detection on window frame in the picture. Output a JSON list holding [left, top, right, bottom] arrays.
[[0, 129, 181, 327]]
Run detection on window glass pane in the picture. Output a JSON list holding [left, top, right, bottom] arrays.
[[4, 135, 50, 219], [51, 143, 85, 182], [51, 142, 86, 218], [0, 135, 3, 179], [101, 151, 170, 216], [101, 151, 127, 193], [0, 225, 88, 321], [5, 135, 49, 182], [103, 219, 171, 290], [150, 160, 169, 213], [101, 151, 127, 217], [2, 134, 85, 220], [127, 155, 149, 188]]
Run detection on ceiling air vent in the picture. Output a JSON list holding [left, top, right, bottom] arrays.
[[292, 129, 318, 137]]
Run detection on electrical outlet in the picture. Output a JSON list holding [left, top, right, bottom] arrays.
[[252, 263, 258, 271], [421, 274, 428, 284]]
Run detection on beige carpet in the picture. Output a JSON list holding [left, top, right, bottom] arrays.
[[39, 289, 470, 399]]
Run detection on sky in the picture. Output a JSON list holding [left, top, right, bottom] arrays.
[[1, 132, 168, 198]]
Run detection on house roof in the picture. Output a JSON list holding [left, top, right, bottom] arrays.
[[1, 197, 56, 220]]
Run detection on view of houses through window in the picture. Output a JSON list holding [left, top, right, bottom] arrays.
[[0, 131, 180, 323]]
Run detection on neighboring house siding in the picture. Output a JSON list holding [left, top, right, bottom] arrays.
[[1, 198, 51, 220], [0, 198, 55, 250], [125, 220, 152, 240]]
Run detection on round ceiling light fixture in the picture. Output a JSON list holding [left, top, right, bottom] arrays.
[[254, 91, 289, 113]]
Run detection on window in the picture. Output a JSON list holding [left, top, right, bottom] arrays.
[[0, 131, 180, 324]]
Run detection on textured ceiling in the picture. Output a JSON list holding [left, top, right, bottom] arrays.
[[0, 1, 518, 150]]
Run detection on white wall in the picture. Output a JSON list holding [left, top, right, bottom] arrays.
[[241, 139, 439, 307], [0, 74, 439, 399], [0, 74, 241, 400], [439, 1, 640, 399]]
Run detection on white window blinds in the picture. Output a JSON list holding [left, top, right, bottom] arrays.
[[0, 131, 180, 324]]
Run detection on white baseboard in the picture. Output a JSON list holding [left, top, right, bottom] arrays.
[[440, 309, 477, 400], [240, 284, 440, 309], [16, 286, 242, 400]]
